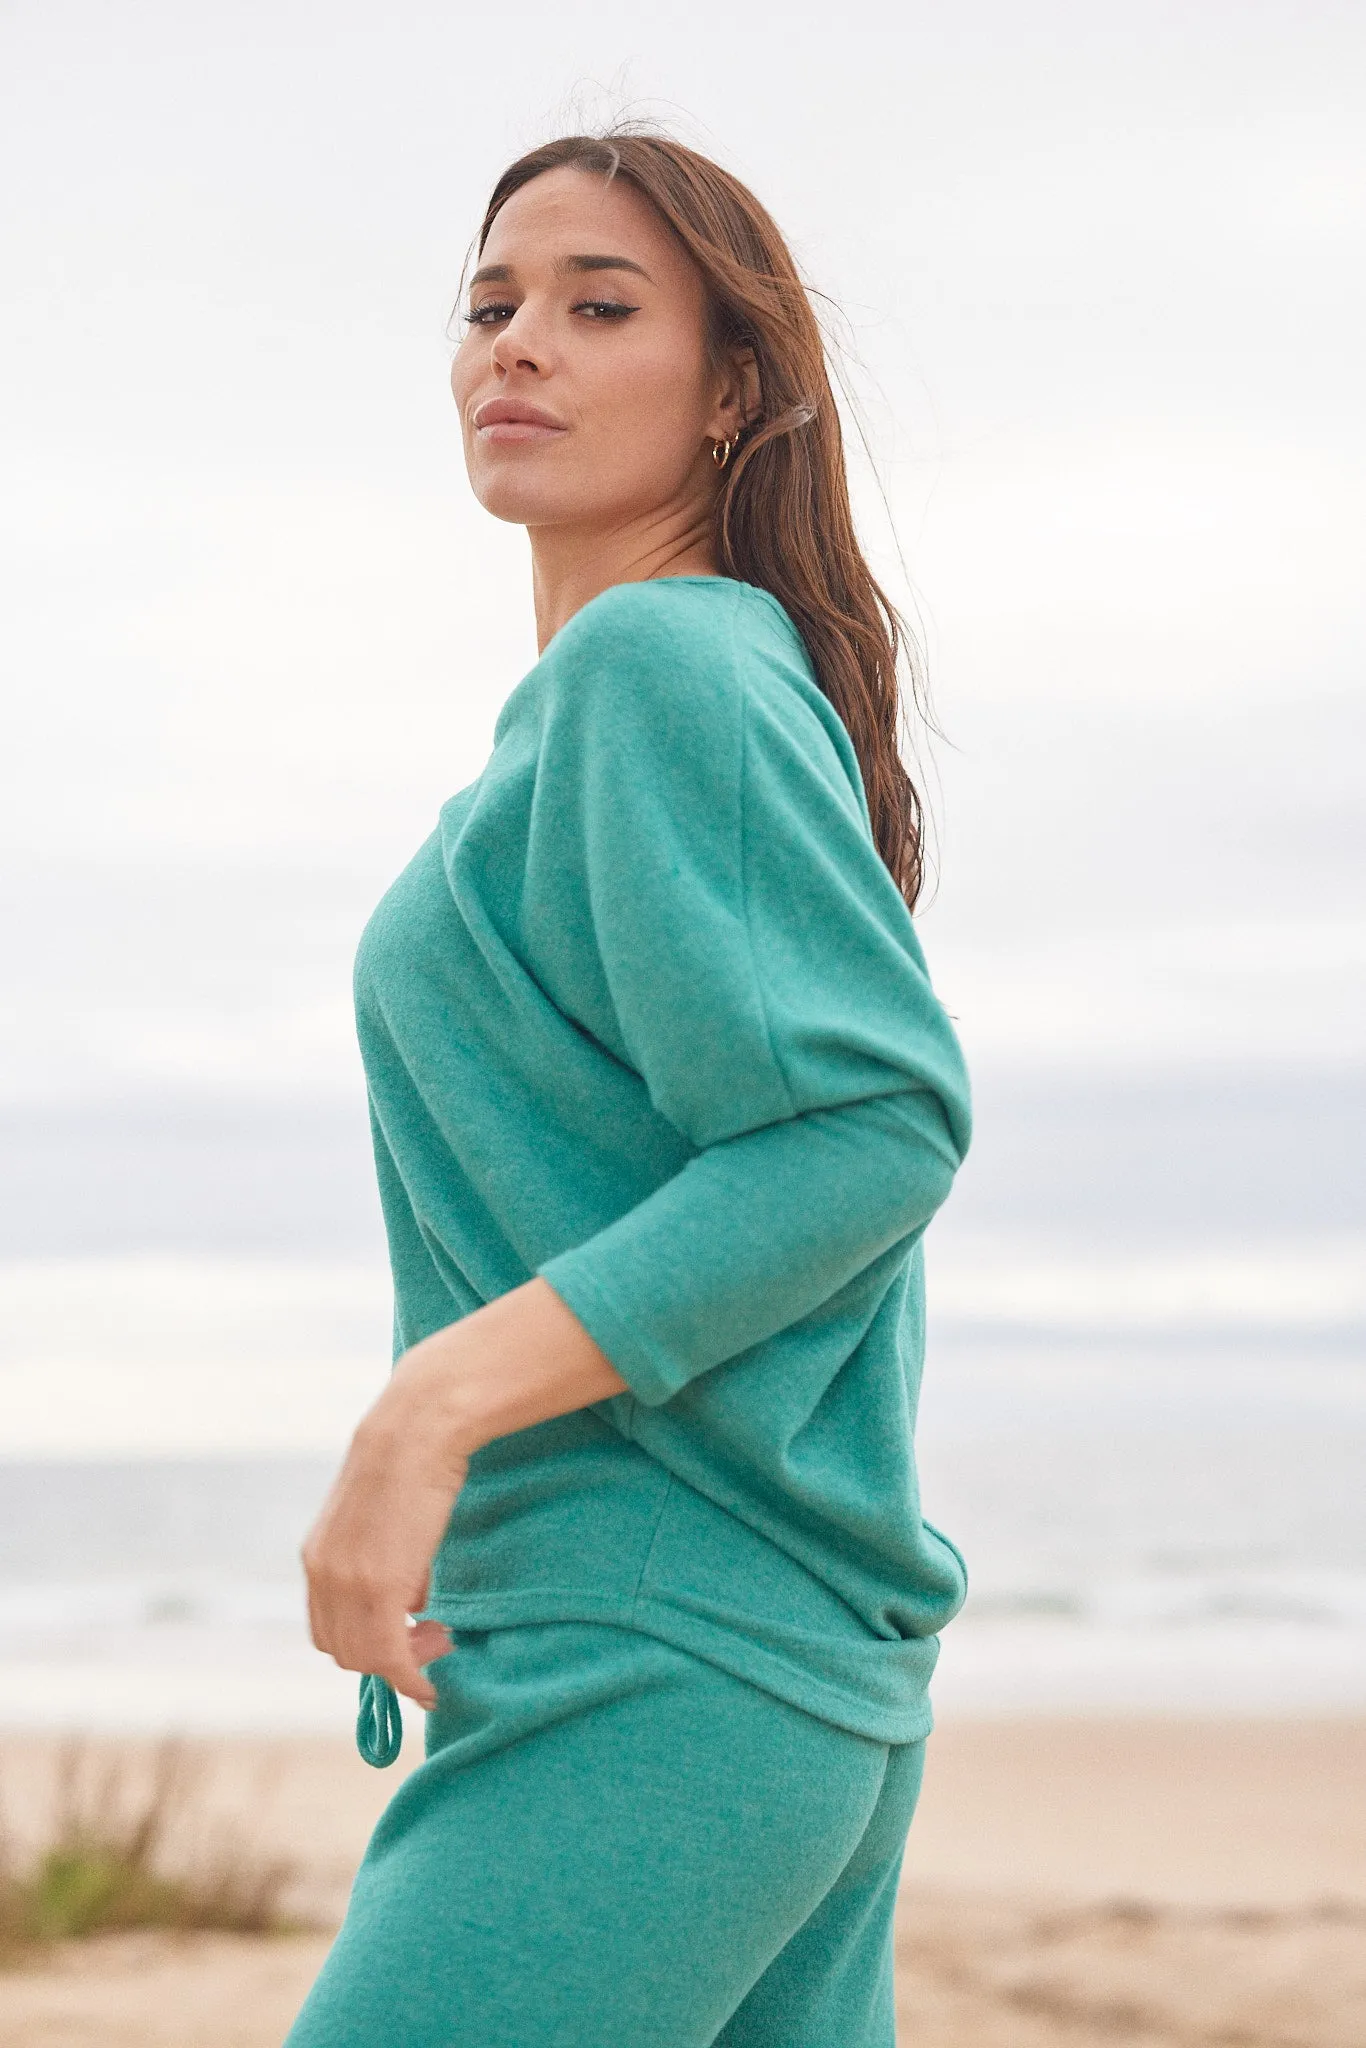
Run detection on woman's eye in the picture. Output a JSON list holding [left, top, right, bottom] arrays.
[[572, 299, 639, 320], [462, 297, 640, 327]]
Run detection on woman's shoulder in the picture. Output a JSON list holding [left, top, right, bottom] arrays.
[[539, 576, 831, 738], [540, 575, 865, 811], [545, 575, 802, 680]]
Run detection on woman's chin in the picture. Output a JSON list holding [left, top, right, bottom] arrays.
[[473, 477, 586, 528]]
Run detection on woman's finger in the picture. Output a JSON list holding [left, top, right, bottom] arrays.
[[409, 1618, 454, 1665], [303, 1562, 332, 1658], [371, 1617, 440, 1709], [315, 1588, 436, 1695]]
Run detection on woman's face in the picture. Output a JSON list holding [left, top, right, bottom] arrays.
[[451, 167, 742, 534]]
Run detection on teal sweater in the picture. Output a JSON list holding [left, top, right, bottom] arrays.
[[353, 575, 971, 1742]]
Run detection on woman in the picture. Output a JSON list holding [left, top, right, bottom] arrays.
[[289, 129, 971, 2048]]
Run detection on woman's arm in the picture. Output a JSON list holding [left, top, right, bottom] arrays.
[[303, 1277, 626, 1707]]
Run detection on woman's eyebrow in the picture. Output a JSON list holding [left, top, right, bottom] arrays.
[[467, 254, 653, 290], [563, 254, 653, 282]]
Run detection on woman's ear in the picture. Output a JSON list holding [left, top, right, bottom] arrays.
[[708, 346, 762, 440], [733, 346, 762, 429]]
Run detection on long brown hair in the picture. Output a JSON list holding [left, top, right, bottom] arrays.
[[473, 128, 932, 911]]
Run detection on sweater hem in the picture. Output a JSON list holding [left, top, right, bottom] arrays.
[[419, 1585, 937, 1745]]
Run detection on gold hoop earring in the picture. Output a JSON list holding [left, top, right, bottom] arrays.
[[711, 436, 733, 470]]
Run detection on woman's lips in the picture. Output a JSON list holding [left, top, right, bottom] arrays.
[[472, 400, 568, 444], [476, 419, 567, 443]]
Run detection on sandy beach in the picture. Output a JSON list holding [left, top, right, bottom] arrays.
[[1, 1716, 1363, 2045]]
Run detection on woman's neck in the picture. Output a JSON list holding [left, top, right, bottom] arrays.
[[528, 507, 718, 653]]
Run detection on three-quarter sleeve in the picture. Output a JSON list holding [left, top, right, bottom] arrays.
[[530, 581, 971, 1407]]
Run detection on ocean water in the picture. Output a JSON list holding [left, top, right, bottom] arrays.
[[1, 1073, 1362, 1729]]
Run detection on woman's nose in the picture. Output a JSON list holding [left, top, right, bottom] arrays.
[[490, 307, 545, 377]]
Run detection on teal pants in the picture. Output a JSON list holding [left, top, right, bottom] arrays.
[[285, 1620, 926, 2046]]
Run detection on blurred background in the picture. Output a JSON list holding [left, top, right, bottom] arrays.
[[1, 0, 1364, 1936]]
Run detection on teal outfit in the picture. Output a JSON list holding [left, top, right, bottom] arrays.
[[289, 1623, 926, 2047], [288, 576, 970, 2045]]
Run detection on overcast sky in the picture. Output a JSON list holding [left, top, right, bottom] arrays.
[[3, 0, 1363, 1108]]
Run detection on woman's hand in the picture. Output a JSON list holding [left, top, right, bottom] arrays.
[[301, 1336, 468, 1707], [302, 1277, 628, 1708]]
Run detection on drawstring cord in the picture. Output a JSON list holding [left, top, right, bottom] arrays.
[[356, 1673, 404, 1768]]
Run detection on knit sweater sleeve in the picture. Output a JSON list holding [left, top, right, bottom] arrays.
[[531, 580, 971, 1407]]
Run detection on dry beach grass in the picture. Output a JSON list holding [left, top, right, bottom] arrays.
[[0, 1737, 300, 1956], [0, 1718, 1362, 2046]]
